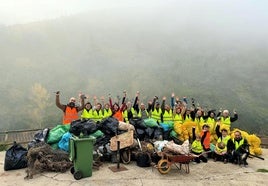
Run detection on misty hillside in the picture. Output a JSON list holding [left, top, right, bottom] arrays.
[[0, 4, 268, 134]]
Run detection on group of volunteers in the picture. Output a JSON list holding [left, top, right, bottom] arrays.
[[55, 90, 250, 166]]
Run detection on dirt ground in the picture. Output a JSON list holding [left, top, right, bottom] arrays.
[[0, 149, 268, 186]]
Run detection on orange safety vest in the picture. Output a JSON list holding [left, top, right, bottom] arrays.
[[113, 110, 124, 122], [63, 106, 79, 124], [200, 130, 211, 150]]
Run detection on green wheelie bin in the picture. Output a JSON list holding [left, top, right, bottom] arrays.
[[69, 136, 96, 180]]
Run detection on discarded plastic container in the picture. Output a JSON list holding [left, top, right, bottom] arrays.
[[69, 136, 96, 180]]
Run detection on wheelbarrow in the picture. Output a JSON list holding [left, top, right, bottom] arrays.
[[156, 151, 196, 174]]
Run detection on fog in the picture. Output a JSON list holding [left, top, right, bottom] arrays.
[[0, 0, 267, 134]]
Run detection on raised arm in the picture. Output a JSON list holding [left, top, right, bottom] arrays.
[[77, 94, 85, 112], [120, 90, 127, 111], [55, 91, 65, 111], [161, 96, 166, 112], [230, 110, 238, 122], [171, 93, 175, 109], [133, 91, 139, 112]]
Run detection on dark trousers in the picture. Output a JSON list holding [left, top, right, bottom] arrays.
[[192, 151, 208, 163], [213, 152, 229, 161]]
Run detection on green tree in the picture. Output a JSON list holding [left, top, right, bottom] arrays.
[[29, 83, 51, 128]]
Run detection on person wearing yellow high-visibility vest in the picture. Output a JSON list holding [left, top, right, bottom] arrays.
[[171, 93, 185, 123], [227, 130, 249, 166], [214, 142, 228, 163], [81, 102, 94, 120], [99, 96, 112, 119], [91, 102, 104, 123], [214, 123, 231, 163], [137, 102, 149, 119], [171, 93, 186, 125], [191, 131, 208, 163], [102, 103, 112, 119], [203, 110, 216, 134], [123, 91, 139, 123], [150, 96, 162, 124], [123, 102, 137, 123], [161, 96, 173, 123], [217, 109, 238, 132], [194, 109, 206, 132], [183, 108, 194, 123]]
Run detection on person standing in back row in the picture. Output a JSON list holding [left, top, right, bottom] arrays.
[[55, 91, 85, 124], [109, 90, 127, 122], [151, 96, 162, 124], [81, 101, 93, 120], [217, 109, 238, 132]]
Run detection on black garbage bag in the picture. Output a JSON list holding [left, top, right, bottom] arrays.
[[136, 152, 151, 167], [98, 117, 119, 136], [28, 128, 50, 149], [129, 117, 147, 129], [94, 136, 110, 147], [4, 141, 28, 171], [145, 127, 155, 139], [70, 119, 97, 136], [69, 119, 84, 136], [136, 128, 146, 141], [83, 119, 98, 135], [153, 127, 164, 140], [163, 128, 172, 140]]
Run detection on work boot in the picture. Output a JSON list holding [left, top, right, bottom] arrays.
[[243, 160, 248, 166], [233, 159, 238, 164]]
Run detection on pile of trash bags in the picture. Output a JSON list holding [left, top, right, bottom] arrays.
[[4, 116, 263, 178]]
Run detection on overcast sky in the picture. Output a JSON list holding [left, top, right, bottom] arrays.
[[0, 0, 268, 28]]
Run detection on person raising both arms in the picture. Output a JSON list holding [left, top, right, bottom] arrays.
[[100, 96, 112, 119], [55, 91, 85, 124], [217, 109, 238, 132], [109, 90, 127, 122]]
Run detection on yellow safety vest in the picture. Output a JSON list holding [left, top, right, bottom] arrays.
[[233, 138, 245, 150], [103, 108, 112, 118], [191, 140, 203, 153], [123, 108, 137, 123], [151, 109, 162, 123], [206, 117, 216, 133], [206, 117, 215, 125], [174, 113, 183, 123], [123, 110, 129, 123], [131, 107, 138, 117], [221, 116, 231, 126], [217, 135, 231, 145], [137, 109, 149, 118], [81, 108, 93, 120], [162, 110, 173, 122], [215, 143, 227, 153], [91, 110, 104, 122], [195, 117, 205, 132]]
